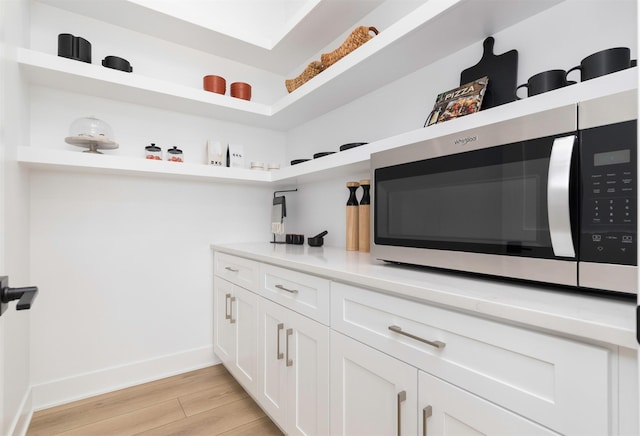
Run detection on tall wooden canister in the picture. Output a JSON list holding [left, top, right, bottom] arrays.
[[346, 181, 360, 251], [358, 179, 370, 252]]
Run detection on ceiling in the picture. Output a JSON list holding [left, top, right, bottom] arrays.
[[128, 0, 325, 50], [38, 0, 393, 75]]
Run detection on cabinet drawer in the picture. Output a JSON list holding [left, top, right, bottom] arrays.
[[214, 252, 259, 291], [419, 371, 561, 436], [331, 282, 610, 436], [259, 264, 330, 325]]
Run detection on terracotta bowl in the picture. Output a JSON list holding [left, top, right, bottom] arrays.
[[203, 75, 226, 94], [230, 82, 251, 100]]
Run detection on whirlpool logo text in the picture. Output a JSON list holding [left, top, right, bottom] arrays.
[[454, 135, 478, 145]]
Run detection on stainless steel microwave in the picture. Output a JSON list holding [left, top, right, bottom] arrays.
[[371, 90, 637, 295]]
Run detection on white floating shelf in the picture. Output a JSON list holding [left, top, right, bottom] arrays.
[[17, 147, 272, 184], [18, 49, 273, 127], [20, 0, 563, 131], [19, 68, 637, 185]]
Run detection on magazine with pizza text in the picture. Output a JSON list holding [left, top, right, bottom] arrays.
[[425, 76, 489, 126]]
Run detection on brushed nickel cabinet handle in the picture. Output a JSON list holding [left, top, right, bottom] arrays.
[[275, 284, 299, 294], [397, 390, 406, 436], [388, 325, 446, 350], [229, 296, 236, 324], [277, 323, 284, 360], [286, 328, 293, 367], [224, 293, 231, 320], [224, 266, 239, 272], [423, 405, 433, 436]]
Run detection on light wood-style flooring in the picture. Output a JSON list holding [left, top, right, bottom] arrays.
[[27, 364, 283, 436]]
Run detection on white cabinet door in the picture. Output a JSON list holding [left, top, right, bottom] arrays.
[[258, 297, 330, 436], [233, 284, 259, 394], [331, 331, 417, 436], [419, 371, 561, 436], [257, 297, 289, 427], [213, 277, 258, 395], [287, 308, 330, 436], [213, 277, 235, 366]]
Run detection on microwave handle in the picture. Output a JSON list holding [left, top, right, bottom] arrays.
[[547, 135, 576, 258]]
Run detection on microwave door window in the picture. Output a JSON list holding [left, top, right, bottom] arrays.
[[376, 139, 562, 259]]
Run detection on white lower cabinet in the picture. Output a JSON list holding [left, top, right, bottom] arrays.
[[330, 330, 418, 436], [419, 371, 560, 436], [213, 277, 259, 395], [257, 297, 330, 435], [330, 330, 560, 436], [213, 250, 636, 436], [331, 282, 612, 435], [215, 253, 330, 435]]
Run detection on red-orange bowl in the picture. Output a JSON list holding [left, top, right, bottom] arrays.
[[230, 82, 251, 100], [203, 75, 226, 94]]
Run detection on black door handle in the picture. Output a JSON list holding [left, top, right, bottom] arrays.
[[0, 276, 38, 316]]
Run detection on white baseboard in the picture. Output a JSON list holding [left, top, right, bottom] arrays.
[[31, 345, 221, 410], [7, 389, 32, 436]]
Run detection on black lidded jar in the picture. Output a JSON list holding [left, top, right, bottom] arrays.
[[145, 143, 162, 160], [166, 146, 183, 162]]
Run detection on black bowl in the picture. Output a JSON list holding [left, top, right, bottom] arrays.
[[339, 142, 368, 151], [290, 159, 310, 165], [313, 151, 335, 159], [308, 236, 324, 247], [102, 55, 133, 73]]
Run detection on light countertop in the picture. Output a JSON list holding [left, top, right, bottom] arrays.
[[211, 242, 638, 349]]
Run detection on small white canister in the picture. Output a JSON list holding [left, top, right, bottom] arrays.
[[207, 140, 226, 166], [227, 143, 245, 168]]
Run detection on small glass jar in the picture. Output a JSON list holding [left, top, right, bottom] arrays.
[[166, 146, 183, 162], [145, 143, 162, 160]]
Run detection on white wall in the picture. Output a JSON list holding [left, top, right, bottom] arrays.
[[29, 171, 272, 407], [285, 0, 638, 247], [27, 1, 286, 409]]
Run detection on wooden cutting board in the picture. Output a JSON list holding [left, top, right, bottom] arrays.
[[460, 37, 518, 109]]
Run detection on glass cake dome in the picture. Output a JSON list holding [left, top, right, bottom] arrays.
[[64, 116, 119, 153]]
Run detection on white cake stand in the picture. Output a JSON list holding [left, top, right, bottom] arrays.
[[65, 135, 119, 154]]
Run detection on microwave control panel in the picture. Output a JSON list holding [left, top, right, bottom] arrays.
[[580, 120, 637, 265]]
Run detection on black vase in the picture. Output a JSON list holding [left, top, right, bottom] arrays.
[[57, 33, 91, 64]]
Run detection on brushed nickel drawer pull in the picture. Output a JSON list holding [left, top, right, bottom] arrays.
[[286, 328, 293, 367], [397, 390, 406, 436], [229, 296, 236, 324], [423, 405, 433, 436], [277, 323, 284, 360], [275, 284, 299, 294], [388, 325, 446, 350], [224, 293, 231, 320], [224, 266, 239, 272]]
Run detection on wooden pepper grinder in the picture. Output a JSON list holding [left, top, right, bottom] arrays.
[[346, 181, 360, 251], [358, 179, 370, 252]]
